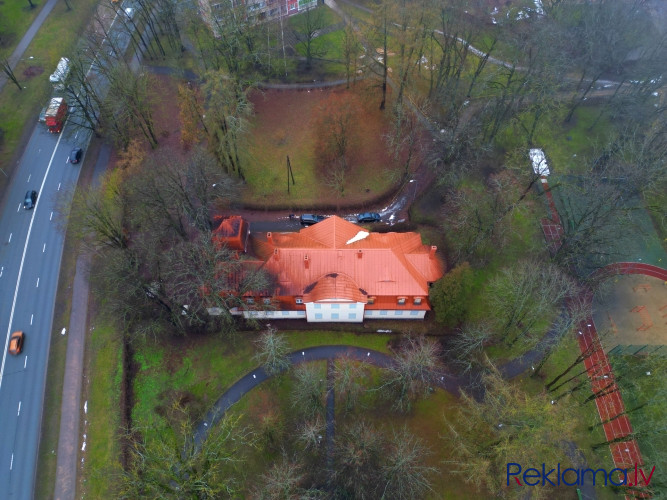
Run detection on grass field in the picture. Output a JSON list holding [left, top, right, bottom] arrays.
[[243, 86, 402, 207], [0, 0, 43, 60]]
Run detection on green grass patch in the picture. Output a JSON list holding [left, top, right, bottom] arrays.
[[495, 105, 615, 175], [0, 1, 44, 60], [295, 29, 346, 61], [81, 322, 123, 500], [287, 5, 342, 31]]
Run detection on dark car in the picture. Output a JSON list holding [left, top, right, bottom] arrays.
[[69, 147, 83, 164], [24, 190, 37, 210], [8, 331, 25, 355], [300, 214, 327, 226], [357, 212, 381, 224]]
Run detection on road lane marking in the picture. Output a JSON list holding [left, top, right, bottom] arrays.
[[24, 356, 27, 369], [57, 183, 61, 191], [30, 314, 33, 325], [50, 212, 53, 221], [36, 278, 39, 288], [17, 204, 20, 212], [43, 243, 46, 253], [17, 401, 21, 416], [0, 99, 67, 389], [10, 453, 13, 470], [8, 233, 11, 243], [27, 174, 31, 183]]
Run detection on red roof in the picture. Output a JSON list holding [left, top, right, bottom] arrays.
[[261, 216, 444, 299], [212, 215, 248, 252]]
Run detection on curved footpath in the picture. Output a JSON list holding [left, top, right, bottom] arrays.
[[193, 341, 597, 499]]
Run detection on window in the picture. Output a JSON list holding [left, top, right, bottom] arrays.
[[332, 304, 340, 309], [380, 310, 388, 316], [413, 297, 422, 305], [263, 298, 271, 305], [282, 311, 290, 316], [266, 311, 273, 316], [349, 313, 356, 319], [349, 303, 357, 309], [246, 297, 255, 305], [314, 303, 321, 309], [395, 310, 403, 316], [315, 313, 323, 320], [332, 313, 339, 319], [298, 311, 306, 316], [367, 296, 375, 305], [410, 310, 420, 316], [295, 297, 303, 304], [397, 297, 407, 305]]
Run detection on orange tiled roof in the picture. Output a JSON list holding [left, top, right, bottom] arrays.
[[262, 216, 444, 299]]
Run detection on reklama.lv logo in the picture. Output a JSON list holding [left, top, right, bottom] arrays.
[[507, 463, 656, 487]]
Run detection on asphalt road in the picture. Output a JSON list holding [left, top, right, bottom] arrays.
[[0, 121, 88, 499], [0, 3, 133, 496]]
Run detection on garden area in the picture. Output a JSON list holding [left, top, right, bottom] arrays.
[[243, 84, 412, 208]]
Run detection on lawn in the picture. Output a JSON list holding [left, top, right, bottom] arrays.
[[228, 360, 482, 498], [0, 0, 43, 60], [242, 86, 403, 208], [131, 329, 396, 443], [79, 322, 123, 500]]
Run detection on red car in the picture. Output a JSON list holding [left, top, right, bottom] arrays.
[[8, 331, 25, 355]]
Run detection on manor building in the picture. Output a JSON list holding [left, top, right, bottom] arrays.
[[227, 216, 444, 322]]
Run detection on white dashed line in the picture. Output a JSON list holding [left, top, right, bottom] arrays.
[[43, 243, 46, 252], [50, 212, 53, 221], [8, 233, 12, 243], [10, 454, 13, 470], [30, 314, 33, 325], [57, 183, 61, 191], [36, 278, 39, 288], [27, 174, 31, 183], [17, 401, 21, 416], [24, 356, 27, 369], [17, 204, 21, 212]]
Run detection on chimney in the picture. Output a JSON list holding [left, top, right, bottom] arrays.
[[304, 254, 309, 269], [267, 232, 273, 244], [429, 246, 437, 259], [273, 248, 279, 260], [357, 249, 363, 259]]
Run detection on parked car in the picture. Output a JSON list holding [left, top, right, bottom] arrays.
[[24, 190, 37, 210], [69, 148, 83, 164], [300, 214, 327, 226], [357, 212, 381, 223], [8, 331, 25, 355]]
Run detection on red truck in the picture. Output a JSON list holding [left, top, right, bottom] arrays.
[[44, 97, 67, 133]]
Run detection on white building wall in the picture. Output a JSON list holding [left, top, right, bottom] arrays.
[[364, 309, 426, 320], [305, 301, 365, 322]]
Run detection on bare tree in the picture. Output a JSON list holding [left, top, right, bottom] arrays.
[[119, 413, 254, 499], [253, 326, 292, 375], [292, 5, 327, 70], [1, 58, 22, 91], [380, 335, 441, 413]]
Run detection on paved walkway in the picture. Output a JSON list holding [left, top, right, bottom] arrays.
[[0, 0, 59, 93], [53, 254, 91, 500]]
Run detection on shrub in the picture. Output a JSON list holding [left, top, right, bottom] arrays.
[[429, 262, 474, 327]]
